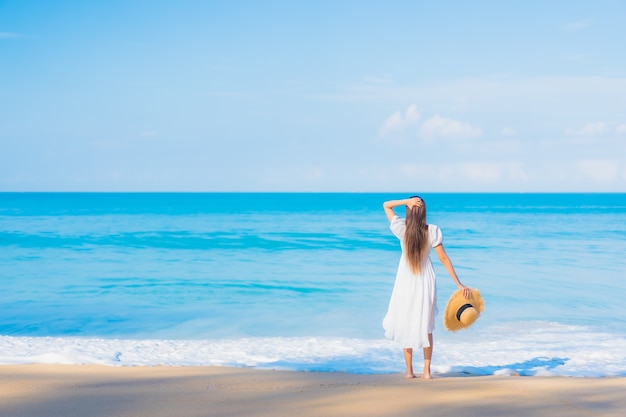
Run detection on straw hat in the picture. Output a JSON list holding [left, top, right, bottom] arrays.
[[443, 288, 485, 332]]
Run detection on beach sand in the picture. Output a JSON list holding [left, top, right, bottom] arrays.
[[1, 365, 625, 417]]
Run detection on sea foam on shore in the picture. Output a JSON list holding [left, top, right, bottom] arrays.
[[2, 321, 625, 377]]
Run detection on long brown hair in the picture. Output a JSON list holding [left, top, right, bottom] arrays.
[[404, 196, 429, 274]]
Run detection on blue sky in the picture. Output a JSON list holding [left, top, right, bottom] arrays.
[[1, 0, 625, 192]]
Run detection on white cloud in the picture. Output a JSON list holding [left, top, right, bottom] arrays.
[[564, 122, 609, 136], [0, 32, 22, 38], [501, 127, 516, 136], [307, 166, 324, 179], [560, 54, 588, 63], [457, 162, 530, 183], [379, 104, 420, 136], [362, 75, 393, 85], [616, 124, 626, 134], [204, 91, 243, 98], [379, 106, 483, 144], [562, 20, 591, 32], [418, 114, 483, 140], [208, 64, 230, 71], [308, 77, 626, 128], [400, 163, 428, 178], [578, 159, 619, 182], [396, 161, 534, 188], [139, 131, 158, 138], [459, 163, 503, 182]]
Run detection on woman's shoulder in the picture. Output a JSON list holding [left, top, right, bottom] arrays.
[[427, 224, 443, 246], [390, 215, 406, 227], [427, 224, 442, 235], [390, 215, 406, 237]]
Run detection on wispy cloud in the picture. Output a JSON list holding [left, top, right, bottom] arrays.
[[410, 161, 530, 184], [0, 32, 23, 39], [418, 114, 483, 140], [308, 75, 626, 109], [379, 104, 483, 143], [379, 104, 420, 137], [578, 159, 620, 182], [616, 124, 626, 134], [564, 122, 609, 136], [203, 91, 243, 98], [501, 127, 516, 136], [362, 75, 393, 85], [562, 20, 591, 32], [560, 54, 589, 63], [139, 131, 159, 139], [208, 64, 230, 71]]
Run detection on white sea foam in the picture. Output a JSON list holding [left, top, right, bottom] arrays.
[[1, 322, 624, 377]]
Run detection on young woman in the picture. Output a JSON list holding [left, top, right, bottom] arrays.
[[382, 196, 472, 379]]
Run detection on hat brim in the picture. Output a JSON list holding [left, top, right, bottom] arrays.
[[443, 288, 485, 332]]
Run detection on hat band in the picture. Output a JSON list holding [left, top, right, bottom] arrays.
[[456, 303, 473, 321]]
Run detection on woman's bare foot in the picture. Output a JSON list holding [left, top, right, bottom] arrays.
[[405, 373, 417, 379], [422, 373, 433, 380]]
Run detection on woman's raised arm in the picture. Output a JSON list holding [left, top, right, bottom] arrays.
[[383, 197, 421, 222]]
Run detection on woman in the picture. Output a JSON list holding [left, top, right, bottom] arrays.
[[382, 196, 471, 379]]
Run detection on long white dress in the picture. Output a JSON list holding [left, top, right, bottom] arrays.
[[382, 215, 443, 349]]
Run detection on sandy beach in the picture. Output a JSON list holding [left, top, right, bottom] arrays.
[[1, 365, 625, 417]]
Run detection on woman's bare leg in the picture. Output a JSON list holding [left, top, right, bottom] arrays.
[[422, 333, 433, 379], [403, 348, 416, 378]]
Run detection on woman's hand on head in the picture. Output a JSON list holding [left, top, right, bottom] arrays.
[[407, 197, 422, 209]]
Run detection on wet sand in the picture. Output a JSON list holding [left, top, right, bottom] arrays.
[[1, 365, 625, 417]]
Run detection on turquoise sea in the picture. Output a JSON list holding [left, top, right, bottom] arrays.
[[1, 193, 625, 376]]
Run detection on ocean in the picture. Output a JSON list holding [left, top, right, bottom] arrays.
[[1, 192, 625, 377]]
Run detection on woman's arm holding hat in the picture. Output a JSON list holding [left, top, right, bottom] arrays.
[[433, 244, 472, 298]]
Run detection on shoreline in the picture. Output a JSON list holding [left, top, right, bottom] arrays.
[[2, 365, 626, 417]]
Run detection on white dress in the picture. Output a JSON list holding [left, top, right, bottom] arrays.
[[382, 215, 443, 349]]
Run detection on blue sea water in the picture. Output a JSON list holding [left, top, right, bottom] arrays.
[[1, 192, 625, 376]]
